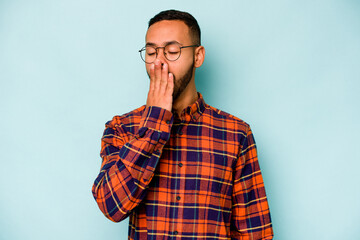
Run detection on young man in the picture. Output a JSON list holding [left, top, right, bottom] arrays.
[[92, 9, 273, 240]]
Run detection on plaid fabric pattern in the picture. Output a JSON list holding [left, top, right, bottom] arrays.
[[92, 92, 273, 240]]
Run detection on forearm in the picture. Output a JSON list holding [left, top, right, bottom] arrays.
[[92, 106, 172, 222]]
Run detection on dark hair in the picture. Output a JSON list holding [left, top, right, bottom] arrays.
[[148, 9, 201, 45]]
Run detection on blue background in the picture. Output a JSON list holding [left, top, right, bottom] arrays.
[[1, 0, 359, 239]]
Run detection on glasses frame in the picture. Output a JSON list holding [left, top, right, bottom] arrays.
[[139, 43, 200, 63]]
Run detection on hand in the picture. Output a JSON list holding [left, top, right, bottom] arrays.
[[146, 59, 174, 112]]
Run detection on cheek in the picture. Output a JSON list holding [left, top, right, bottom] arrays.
[[167, 64, 176, 75], [180, 53, 195, 69], [171, 65, 191, 79], [168, 57, 193, 76]]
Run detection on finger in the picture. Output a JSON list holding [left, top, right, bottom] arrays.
[[154, 59, 161, 91], [160, 63, 168, 93], [149, 63, 155, 92], [165, 72, 174, 96]]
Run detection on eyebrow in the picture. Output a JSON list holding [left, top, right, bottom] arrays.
[[145, 41, 181, 47]]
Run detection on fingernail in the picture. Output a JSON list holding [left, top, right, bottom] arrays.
[[150, 64, 154, 69], [155, 59, 160, 65]]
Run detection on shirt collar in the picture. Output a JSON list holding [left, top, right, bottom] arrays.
[[173, 92, 206, 122]]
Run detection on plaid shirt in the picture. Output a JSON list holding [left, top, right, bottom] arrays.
[[92, 92, 273, 240]]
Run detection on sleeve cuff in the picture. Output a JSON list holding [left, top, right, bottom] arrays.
[[138, 106, 173, 141]]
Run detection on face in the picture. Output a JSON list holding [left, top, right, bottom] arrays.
[[145, 20, 196, 101]]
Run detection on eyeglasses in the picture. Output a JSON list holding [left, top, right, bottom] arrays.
[[139, 43, 199, 63]]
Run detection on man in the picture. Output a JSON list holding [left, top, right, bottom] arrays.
[[92, 9, 273, 240]]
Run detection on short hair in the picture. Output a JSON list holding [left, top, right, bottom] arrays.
[[148, 9, 201, 45]]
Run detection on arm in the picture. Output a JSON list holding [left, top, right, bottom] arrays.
[[92, 106, 173, 222], [92, 59, 174, 222], [230, 126, 274, 239]]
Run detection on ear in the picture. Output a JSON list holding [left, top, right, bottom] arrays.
[[194, 46, 205, 68]]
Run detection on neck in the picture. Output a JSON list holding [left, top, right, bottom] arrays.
[[172, 79, 198, 117]]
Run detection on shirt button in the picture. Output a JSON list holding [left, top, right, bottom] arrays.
[[178, 163, 183, 167], [174, 231, 178, 235], [166, 120, 170, 124], [176, 196, 181, 201], [178, 131, 183, 135]]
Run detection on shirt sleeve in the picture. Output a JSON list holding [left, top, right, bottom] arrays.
[[92, 106, 173, 222], [230, 126, 274, 239]]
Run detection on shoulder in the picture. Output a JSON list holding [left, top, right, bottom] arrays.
[[203, 103, 250, 134], [201, 103, 254, 159]]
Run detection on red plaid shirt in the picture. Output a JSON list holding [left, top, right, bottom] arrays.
[[92, 92, 273, 239]]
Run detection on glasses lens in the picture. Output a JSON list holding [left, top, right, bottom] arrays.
[[164, 44, 181, 61], [140, 47, 157, 63]]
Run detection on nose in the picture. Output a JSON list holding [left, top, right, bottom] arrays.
[[155, 47, 168, 64]]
